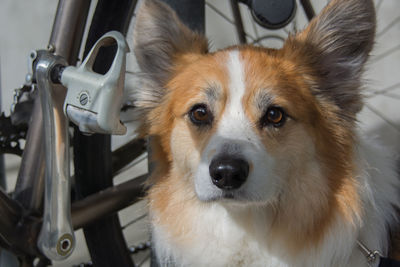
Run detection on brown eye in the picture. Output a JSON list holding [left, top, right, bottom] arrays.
[[189, 104, 213, 126], [261, 107, 286, 128]]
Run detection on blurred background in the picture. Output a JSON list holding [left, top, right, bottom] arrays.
[[0, 0, 399, 266]]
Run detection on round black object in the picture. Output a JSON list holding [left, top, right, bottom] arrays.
[[209, 156, 249, 190], [250, 0, 297, 30]]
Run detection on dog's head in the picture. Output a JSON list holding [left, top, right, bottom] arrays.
[[132, 0, 375, 206]]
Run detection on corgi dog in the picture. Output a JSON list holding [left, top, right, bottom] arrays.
[[131, 0, 400, 266]]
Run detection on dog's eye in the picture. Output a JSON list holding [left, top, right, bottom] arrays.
[[189, 104, 213, 126], [261, 107, 286, 128]]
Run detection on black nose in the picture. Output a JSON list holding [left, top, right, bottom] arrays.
[[209, 156, 249, 190]]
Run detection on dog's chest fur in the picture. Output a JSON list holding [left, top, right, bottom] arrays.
[[150, 139, 398, 267], [153, 205, 281, 267], [152, 203, 359, 267]]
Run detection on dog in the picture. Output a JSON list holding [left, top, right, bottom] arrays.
[[131, 0, 400, 265]]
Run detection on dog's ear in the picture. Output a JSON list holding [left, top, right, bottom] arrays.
[[134, 0, 208, 86], [292, 0, 376, 114]]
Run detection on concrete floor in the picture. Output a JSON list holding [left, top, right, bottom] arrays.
[[0, 0, 399, 266]]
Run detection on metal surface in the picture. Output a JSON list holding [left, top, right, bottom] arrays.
[[71, 174, 147, 230], [0, 62, 5, 190], [13, 95, 45, 213], [0, 113, 27, 156], [112, 138, 146, 175], [61, 31, 128, 135], [357, 240, 383, 264], [35, 50, 75, 261], [231, 0, 247, 44], [13, 0, 92, 237], [0, 188, 23, 249], [0, 188, 42, 257], [49, 0, 91, 64], [0, 171, 146, 257], [10, 85, 35, 127], [12, 53, 42, 214], [300, 0, 315, 21]]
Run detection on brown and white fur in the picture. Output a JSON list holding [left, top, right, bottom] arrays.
[[130, 0, 400, 266]]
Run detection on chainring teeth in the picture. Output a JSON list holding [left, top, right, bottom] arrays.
[[0, 113, 27, 156]]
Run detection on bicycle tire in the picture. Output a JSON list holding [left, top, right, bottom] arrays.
[[73, 1, 138, 266], [72, 1, 206, 266]]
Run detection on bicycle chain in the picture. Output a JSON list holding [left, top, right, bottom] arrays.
[[128, 241, 151, 254]]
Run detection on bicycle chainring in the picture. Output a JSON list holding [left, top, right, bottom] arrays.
[[0, 113, 28, 156]]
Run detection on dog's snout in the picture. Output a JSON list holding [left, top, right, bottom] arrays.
[[209, 156, 249, 190]]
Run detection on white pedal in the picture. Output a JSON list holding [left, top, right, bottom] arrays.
[[61, 31, 128, 135]]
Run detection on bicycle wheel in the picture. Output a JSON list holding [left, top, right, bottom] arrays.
[[72, 1, 204, 267], [72, 1, 139, 267]]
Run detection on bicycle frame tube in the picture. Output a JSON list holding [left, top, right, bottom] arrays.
[[0, 65, 4, 190], [0, 188, 42, 256], [0, 173, 146, 257], [300, 0, 316, 21], [71, 174, 147, 230], [49, 0, 92, 64], [230, 0, 246, 44], [13, 95, 45, 213]]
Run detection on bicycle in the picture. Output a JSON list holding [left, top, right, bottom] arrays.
[[0, 0, 398, 266]]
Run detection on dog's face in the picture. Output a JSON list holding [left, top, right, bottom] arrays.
[[166, 49, 322, 204], [133, 0, 375, 206]]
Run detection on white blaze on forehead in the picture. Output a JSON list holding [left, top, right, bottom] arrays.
[[217, 50, 254, 142], [227, 50, 245, 114]]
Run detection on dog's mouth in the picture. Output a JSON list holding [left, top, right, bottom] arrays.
[[216, 191, 237, 201], [205, 190, 245, 202], [222, 192, 235, 199]]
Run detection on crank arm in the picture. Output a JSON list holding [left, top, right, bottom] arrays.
[[33, 31, 128, 261], [35, 50, 75, 260]]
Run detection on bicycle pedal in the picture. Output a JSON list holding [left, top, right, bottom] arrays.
[[61, 31, 129, 135]]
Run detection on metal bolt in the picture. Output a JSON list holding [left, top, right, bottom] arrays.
[[25, 73, 33, 84], [60, 238, 71, 252], [56, 233, 74, 256], [79, 93, 89, 106], [30, 51, 37, 59], [47, 44, 55, 53]]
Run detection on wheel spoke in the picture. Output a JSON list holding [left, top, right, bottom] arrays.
[[122, 213, 148, 230], [112, 138, 146, 176]]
